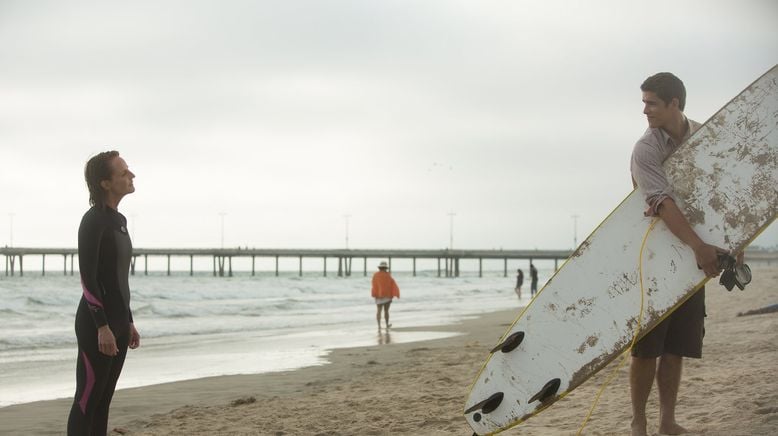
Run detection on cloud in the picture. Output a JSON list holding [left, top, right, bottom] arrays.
[[0, 0, 776, 249]]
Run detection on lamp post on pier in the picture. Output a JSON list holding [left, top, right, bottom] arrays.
[[8, 212, 14, 247], [571, 214, 579, 249], [343, 214, 351, 249], [218, 212, 227, 248], [447, 212, 456, 249]]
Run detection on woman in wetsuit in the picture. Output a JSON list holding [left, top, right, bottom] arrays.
[[68, 151, 140, 436]]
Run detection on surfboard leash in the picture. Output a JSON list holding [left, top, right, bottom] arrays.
[[576, 217, 659, 435]]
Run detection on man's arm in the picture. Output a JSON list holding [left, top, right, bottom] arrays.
[[657, 197, 725, 277]]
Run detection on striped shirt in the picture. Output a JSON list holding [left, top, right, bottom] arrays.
[[630, 118, 701, 216]]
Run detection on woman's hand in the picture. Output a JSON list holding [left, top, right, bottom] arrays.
[[97, 325, 119, 356], [129, 323, 141, 350]]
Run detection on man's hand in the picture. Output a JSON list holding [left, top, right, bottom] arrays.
[[97, 325, 119, 356], [692, 242, 727, 277], [658, 198, 727, 278]]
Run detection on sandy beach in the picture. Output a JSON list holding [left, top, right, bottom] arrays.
[[1, 265, 776, 436]]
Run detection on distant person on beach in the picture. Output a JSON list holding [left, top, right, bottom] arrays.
[[68, 151, 141, 436], [371, 261, 400, 330], [529, 263, 538, 297], [514, 268, 524, 300], [629, 72, 727, 436]]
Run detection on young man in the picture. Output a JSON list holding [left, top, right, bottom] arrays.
[[629, 72, 725, 436]]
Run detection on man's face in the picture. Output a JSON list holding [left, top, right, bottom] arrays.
[[642, 91, 678, 129]]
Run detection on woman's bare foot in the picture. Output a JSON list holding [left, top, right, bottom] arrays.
[[659, 422, 688, 435], [631, 418, 648, 436]]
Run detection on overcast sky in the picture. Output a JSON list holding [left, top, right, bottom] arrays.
[[1, 0, 776, 251]]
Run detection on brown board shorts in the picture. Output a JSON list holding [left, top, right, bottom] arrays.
[[631, 287, 706, 359]]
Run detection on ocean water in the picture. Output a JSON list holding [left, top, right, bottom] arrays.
[[0, 268, 549, 407]]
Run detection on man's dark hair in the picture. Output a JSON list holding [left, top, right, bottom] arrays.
[[641, 72, 686, 111]]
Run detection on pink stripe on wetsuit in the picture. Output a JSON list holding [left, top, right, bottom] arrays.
[[81, 279, 104, 309], [78, 352, 96, 414]]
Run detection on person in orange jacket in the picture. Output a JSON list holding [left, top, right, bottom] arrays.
[[371, 261, 400, 330]]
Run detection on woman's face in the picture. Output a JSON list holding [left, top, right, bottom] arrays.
[[101, 157, 135, 198]]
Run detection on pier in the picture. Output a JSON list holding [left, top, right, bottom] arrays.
[[1, 247, 579, 278], [4, 247, 776, 279]]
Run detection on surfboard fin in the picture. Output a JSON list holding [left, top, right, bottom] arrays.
[[465, 391, 504, 417], [490, 331, 525, 353], [528, 378, 561, 404]]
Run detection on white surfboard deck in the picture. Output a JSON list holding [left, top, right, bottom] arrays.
[[464, 65, 778, 435]]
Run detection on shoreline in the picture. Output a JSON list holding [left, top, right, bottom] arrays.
[[0, 309, 521, 435], [2, 266, 777, 435]]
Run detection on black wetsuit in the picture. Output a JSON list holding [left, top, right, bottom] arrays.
[[68, 206, 133, 436]]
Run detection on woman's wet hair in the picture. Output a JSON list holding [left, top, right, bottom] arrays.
[[84, 150, 120, 208]]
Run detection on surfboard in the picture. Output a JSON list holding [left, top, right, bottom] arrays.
[[464, 65, 778, 435]]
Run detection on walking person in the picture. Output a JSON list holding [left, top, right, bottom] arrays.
[[514, 268, 524, 300], [629, 72, 726, 436], [529, 263, 539, 297], [371, 261, 400, 330], [68, 151, 141, 436]]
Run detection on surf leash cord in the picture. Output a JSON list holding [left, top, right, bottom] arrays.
[[576, 217, 659, 435]]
